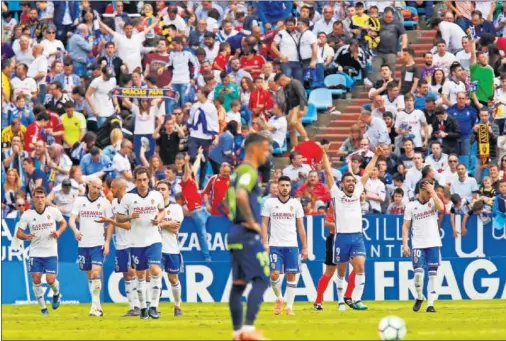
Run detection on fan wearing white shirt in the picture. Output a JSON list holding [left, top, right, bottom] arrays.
[[441, 62, 467, 106], [383, 81, 405, 112], [322, 143, 382, 311], [156, 180, 185, 317], [226, 100, 242, 129], [112, 140, 135, 191], [261, 176, 307, 316], [425, 141, 449, 174], [85, 67, 119, 128], [364, 165, 386, 213], [27, 45, 48, 104], [68, 178, 114, 317], [404, 153, 425, 200], [16, 187, 67, 316], [432, 39, 457, 76], [402, 180, 445, 313], [437, 19, 465, 54], [438, 154, 460, 187], [455, 36, 472, 70], [395, 93, 429, 149], [282, 151, 312, 181], [256, 102, 288, 149]]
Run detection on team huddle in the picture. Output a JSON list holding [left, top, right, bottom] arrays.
[[16, 133, 445, 338]]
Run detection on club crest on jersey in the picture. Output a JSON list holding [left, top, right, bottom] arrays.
[[151, 199, 155, 204], [97, 204, 101, 209], [414, 256, 418, 263], [47, 215, 51, 220], [271, 263, 276, 269], [428, 202, 432, 209], [290, 206, 294, 212]]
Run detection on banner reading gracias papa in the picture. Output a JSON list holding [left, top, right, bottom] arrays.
[[1, 215, 505, 304]]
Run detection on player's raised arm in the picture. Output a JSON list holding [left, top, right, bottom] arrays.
[[360, 146, 382, 186], [424, 182, 445, 212], [320, 143, 335, 190]]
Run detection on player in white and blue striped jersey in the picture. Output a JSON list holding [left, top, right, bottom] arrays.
[[402, 180, 445, 313], [16, 187, 67, 315]]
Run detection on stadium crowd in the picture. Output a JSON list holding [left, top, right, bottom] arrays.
[[1, 0, 506, 248]]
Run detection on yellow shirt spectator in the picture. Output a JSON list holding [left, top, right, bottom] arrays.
[[1, 124, 26, 146], [61, 110, 86, 148], [2, 71, 11, 103], [352, 14, 370, 29]]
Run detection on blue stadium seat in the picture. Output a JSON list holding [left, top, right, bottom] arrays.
[[403, 7, 419, 29], [302, 103, 317, 124], [308, 88, 333, 110], [272, 139, 288, 155], [324, 74, 346, 96]]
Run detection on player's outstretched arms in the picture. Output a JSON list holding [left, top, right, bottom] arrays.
[[401, 219, 411, 257], [361, 146, 382, 186]]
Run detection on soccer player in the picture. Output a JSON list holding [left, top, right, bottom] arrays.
[[69, 178, 114, 317], [115, 166, 165, 320], [225, 133, 271, 341], [104, 178, 140, 317], [321, 143, 381, 311], [156, 180, 185, 317], [402, 180, 445, 313], [261, 176, 307, 316], [16, 187, 67, 315]]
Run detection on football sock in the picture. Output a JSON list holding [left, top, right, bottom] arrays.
[[336, 276, 345, 304], [125, 279, 135, 310], [285, 280, 297, 310], [229, 283, 246, 332], [316, 274, 331, 304], [146, 279, 151, 307], [49, 280, 59, 295], [270, 277, 282, 299], [344, 270, 356, 297], [353, 273, 365, 302], [33, 284, 46, 310], [90, 279, 102, 310], [171, 281, 182, 307], [414, 269, 425, 300], [245, 278, 268, 326], [150, 275, 162, 308], [428, 270, 438, 306], [137, 278, 147, 309]]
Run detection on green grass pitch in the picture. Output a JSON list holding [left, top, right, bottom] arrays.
[[3, 300, 506, 340]]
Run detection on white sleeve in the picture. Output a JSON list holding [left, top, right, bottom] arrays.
[[330, 183, 342, 198], [261, 199, 271, 217], [354, 182, 364, 197], [71, 198, 82, 216], [51, 206, 64, 222], [116, 194, 130, 215], [378, 182, 386, 201], [295, 201, 304, 219], [173, 204, 184, 223], [442, 81, 451, 96], [157, 192, 165, 210], [18, 212, 29, 231], [403, 203, 413, 221], [104, 200, 113, 218]]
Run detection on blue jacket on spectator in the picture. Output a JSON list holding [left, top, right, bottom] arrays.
[[53, 73, 81, 89], [257, 1, 293, 26], [447, 104, 478, 139], [68, 34, 93, 65], [2, 104, 34, 129], [79, 153, 114, 176], [53, 1, 80, 27]]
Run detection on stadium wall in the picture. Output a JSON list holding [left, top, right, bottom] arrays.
[[2, 215, 505, 304]]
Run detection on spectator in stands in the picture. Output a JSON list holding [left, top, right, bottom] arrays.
[[52, 1, 79, 45], [425, 141, 449, 174], [214, 71, 239, 112], [440, 63, 465, 107], [470, 38, 494, 108], [85, 66, 119, 128], [1, 130, 27, 180], [45, 178, 78, 217], [447, 92, 477, 167], [397, 138, 416, 173], [473, 108, 500, 182], [432, 106, 460, 155], [395, 93, 429, 151], [334, 39, 368, 81], [456, 36, 472, 70], [23, 112, 49, 153], [53, 61, 81, 94], [399, 47, 420, 95], [283, 151, 312, 181], [67, 24, 92, 77], [386, 188, 406, 214], [229, 57, 252, 84], [500, 156, 506, 180], [272, 17, 304, 83], [79, 146, 114, 179], [153, 115, 185, 166], [469, 10, 495, 39], [404, 152, 424, 199], [338, 124, 362, 157], [451, 163, 479, 203], [46, 143, 72, 188], [488, 164, 502, 191], [14, 36, 33, 65], [275, 73, 308, 147], [371, 7, 407, 82], [188, 87, 218, 188], [202, 162, 231, 216], [257, 1, 292, 30], [420, 52, 436, 83], [432, 39, 457, 76], [295, 170, 331, 203], [439, 153, 460, 187], [27, 44, 48, 104], [360, 109, 390, 147], [112, 140, 134, 189], [11, 63, 37, 102], [45, 80, 72, 116], [364, 164, 386, 214], [3, 95, 34, 128], [256, 103, 287, 150], [249, 77, 274, 121], [209, 121, 238, 174], [1, 168, 22, 217], [327, 21, 350, 51], [368, 65, 394, 102], [433, 17, 466, 54], [313, 6, 335, 35], [383, 81, 405, 112], [22, 157, 46, 198], [217, 19, 238, 42]]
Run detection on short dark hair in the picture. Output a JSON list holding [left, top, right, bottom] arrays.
[[199, 86, 212, 99], [32, 187, 47, 196], [203, 32, 215, 39], [278, 176, 291, 184], [393, 188, 404, 197], [105, 41, 115, 48], [341, 172, 356, 182], [50, 80, 63, 90], [134, 166, 151, 180], [386, 80, 398, 90], [418, 79, 428, 86], [244, 133, 269, 150], [274, 72, 285, 82], [286, 16, 296, 24], [36, 112, 50, 122], [393, 173, 404, 183], [402, 47, 414, 57]]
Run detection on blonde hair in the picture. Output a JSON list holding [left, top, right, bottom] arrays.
[[4, 169, 21, 190], [110, 128, 124, 147]]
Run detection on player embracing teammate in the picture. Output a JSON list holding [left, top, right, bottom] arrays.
[[320, 143, 381, 311], [402, 180, 445, 313]]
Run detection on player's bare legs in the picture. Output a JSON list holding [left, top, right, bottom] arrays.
[[284, 272, 297, 316], [349, 256, 367, 310], [87, 266, 103, 316], [314, 265, 336, 310], [336, 263, 348, 311], [147, 264, 163, 319], [123, 267, 140, 316], [168, 274, 182, 316], [270, 271, 283, 315]]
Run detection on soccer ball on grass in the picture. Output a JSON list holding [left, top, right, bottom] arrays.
[[378, 315, 407, 340]]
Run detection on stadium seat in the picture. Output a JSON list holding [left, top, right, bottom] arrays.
[[308, 88, 333, 110], [324, 74, 346, 96], [302, 103, 317, 124], [403, 7, 419, 29], [272, 139, 288, 155]]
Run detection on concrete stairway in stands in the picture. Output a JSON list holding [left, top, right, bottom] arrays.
[[313, 29, 437, 165]]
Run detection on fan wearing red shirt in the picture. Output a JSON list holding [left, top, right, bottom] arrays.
[[24, 112, 50, 153], [313, 204, 356, 310], [295, 170, 332, 203], [180, 152, 212, 261], [45, 110, 64, 145], [213, 42, 231, 71], [248, 77, 273, 120], [202, 163, 231, 215], [294, 139, 330, 167], [240, 47, 266, 79]]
